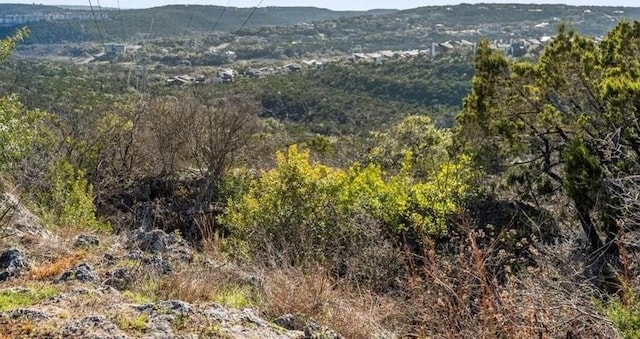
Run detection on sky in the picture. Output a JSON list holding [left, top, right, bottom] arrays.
[[0, 0, 638, 11]]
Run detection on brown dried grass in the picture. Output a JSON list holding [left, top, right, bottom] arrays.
[[259, 266, 407, 339], [29, 251, 85, 280], [403, 221, 619, 338]]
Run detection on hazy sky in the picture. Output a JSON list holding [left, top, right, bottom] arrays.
[[1, 0, 639, 11]]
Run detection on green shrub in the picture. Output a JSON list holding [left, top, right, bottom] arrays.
[[42, 159, 109, 232], [222, 144, 476, 264], [113, 313, 149, 333], [0, 95, 51, 174], [214, 285, 257, 309], [0, 286, 58, 311], [222, 145, 348, 265], [367, 115, 452, 178], [604, 295, 640, 338]]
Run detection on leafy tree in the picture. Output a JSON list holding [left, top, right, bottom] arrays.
[[0, 29, 52, 177], [41, 159, 108, 232], [0, 95, 49, 174], [367, 115, 452, 178], [0, 27, 27, 61], [456, 22, 640, 274]]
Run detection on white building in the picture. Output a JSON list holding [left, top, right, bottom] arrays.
[[104, 43, 127, 56]]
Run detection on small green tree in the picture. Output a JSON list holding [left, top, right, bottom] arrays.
[[0, 28, 28, 62], [456, 22, 640, 277], [367, 115, 452, 178], [0, 95, 49, 174], [0, 29, 51, 176], [43, 159, 108, 232]]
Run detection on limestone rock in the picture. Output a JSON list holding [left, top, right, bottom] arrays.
[[128, 228, 192, 263], [0, 193, 48, 239], [74, 234, 100, 248], [0, 248, 28, 281], [60, 316, 128, 339], [55, 263, 99, 283], [274, 314, 343, 339]]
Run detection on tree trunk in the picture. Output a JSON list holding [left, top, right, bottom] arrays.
[[574, 201, 604, 254]]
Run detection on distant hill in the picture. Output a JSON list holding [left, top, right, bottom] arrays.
[[0, 4, 398, 43], [396, 3, 640, 36], [230, 3, 640, 54], [55, 5, 118, 11], [0, 3, 68, 14], [2, 3, 640, 46]]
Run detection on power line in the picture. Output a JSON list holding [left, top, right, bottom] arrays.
[[117, 0, 125, 41], [186, 6, 196, 34], [212, 0, 232, 32], [146, 17, 154, 41], [95, 0, 109, 37], [234, 0, 264, 37], [87, 0, 105, 44]]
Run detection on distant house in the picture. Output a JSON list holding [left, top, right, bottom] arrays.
[[178, 75, 194, 83], [401, 50, 421, 58], [104, 43, 127, 56], [301, 59, 317, 67], [167, 78, 188, 86], [431, 42, 455, 57], [508, 41, 527, 58], [221, 73, 234, 83], [285, 63, 302, 72], [380, 50, 396, 59], [301, 59, 325, 70], [246, 69, 262, 78], [458, 39, 476, 48], [351, 53, 369, 62], [218, 69, 235, 83], [540, 36, 554, 43], [166, 75, 194, 86], [225, 51, 237, 61]]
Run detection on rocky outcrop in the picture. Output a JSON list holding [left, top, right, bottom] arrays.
[[0, 248, 28, 281], [0, 294, 314, 338], [128, 228, 192, 263], [74, 234, 100, 248], [1, 193, 51, 244], [274, 314, 344, 339], [0, 191, 344, 339], [55, 263, 99, 283], [61, 316, 128, 339], [200, 304, 305, 339]]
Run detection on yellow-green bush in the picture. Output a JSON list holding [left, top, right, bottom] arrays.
[[222, 144, 476, 264], [604, 296, 640, 338], [0, 286, 58, 311], [43, 159, 109, 232], [338, 152, 475, 237], [0, 95, 50, 174], [223, 145, 346, 265]]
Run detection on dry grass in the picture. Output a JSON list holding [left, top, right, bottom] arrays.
[[400, 224, 620, 338], [153, 267, 224, 304], [0, 184, 624, 339], [29, 251, 85, 280], [0, 319, 36, 339], [125, 257, 257, 307], [259, 266, 407, 338], [246, 220, 622, 338]]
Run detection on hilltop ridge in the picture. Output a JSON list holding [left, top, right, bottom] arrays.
[[1, 3, 639, 45]]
